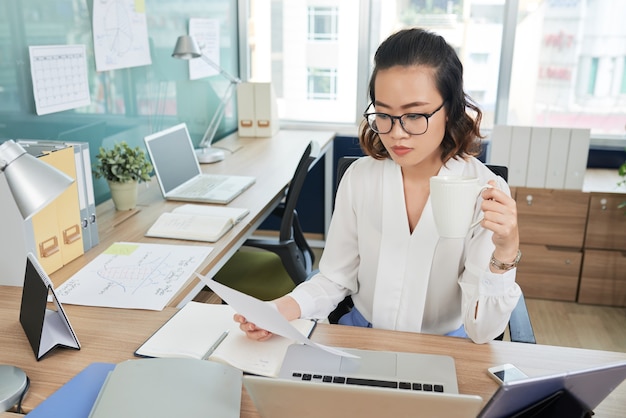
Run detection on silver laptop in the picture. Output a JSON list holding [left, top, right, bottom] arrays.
[[279, 344, 460, 394], [244, 375, 483, 418], [144, 123, 255, 204], [479, 361, 626, 418]]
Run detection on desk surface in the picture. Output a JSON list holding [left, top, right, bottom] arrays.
[[1, 286, 625, 417], [48, 130, 334, 308]]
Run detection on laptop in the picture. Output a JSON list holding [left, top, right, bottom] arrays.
[[243, 375, 483, 418], [144, 123, 255, 204], [478, 361, 626, 418], [278, 344, 460, 394]]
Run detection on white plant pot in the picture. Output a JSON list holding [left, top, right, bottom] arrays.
[[108, 180, 138, 211]]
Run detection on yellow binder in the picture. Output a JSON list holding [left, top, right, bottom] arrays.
[[26, 145, 84, 276]]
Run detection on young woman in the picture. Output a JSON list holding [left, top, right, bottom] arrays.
[[236, 28, 521, 344]]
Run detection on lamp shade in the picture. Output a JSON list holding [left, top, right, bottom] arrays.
[[172, 35, 202, 60], [0, 140, 74, 220]]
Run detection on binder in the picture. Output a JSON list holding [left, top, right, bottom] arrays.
[[19, 141, 84, 274], [237, 82, 279, 137], [253, 82, 279, 137], [26, 363, 115, 418], [19, 253, 80, 360], [88, 358, 242, 418], [63, 141, 99, 250], [508, 126, 531, 187], [526, 127, 551, 188], [564, 128, 590, 190], [545, 128, 570, 189], [237, 82, 257, 136]]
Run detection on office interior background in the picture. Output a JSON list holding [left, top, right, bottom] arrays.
[[1, 1, 625, 348]]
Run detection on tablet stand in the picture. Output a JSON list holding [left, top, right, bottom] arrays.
[[511, 389, 593, 418], [19, 253, 80, 360]]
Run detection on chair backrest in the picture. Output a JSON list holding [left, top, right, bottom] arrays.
[[279, 141, 316, 241]]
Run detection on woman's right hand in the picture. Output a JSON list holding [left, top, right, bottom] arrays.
[[233, 314, 273, 341], [233, 295, 302, 341]]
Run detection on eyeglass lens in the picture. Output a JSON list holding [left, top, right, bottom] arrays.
[[366, 113, 428, 135]]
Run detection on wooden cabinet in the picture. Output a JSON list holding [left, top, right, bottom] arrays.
[[584, 193, 626, 250], [579, 249, 626, 306], [578, 193, 626, 307], [516, 188, 589, 248], [517, 244, 582, 301], [515, 188, 589, 301]]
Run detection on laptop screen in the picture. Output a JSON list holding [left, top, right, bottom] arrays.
[[144, 123, 202, 194]]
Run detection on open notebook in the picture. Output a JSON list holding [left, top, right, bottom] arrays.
[[144, 123, 255, 204], [135, 302, 316, 377]]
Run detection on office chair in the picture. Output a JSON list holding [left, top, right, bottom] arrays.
[[212, 142, 317, 301], [325, 157, 535, 344]]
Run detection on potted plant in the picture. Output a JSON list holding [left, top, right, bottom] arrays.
[[93, 141, 153, 210]]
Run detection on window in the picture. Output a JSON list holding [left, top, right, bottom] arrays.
[[307, 68, 337, 100], [246, 0, 626, 138], [588, 57, 599, 95], [308, 6, 338, 41]]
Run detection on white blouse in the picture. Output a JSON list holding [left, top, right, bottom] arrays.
[[289, 155, 521, 344]]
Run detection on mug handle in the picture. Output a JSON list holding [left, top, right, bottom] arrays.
[[469, 184, 494, 229]]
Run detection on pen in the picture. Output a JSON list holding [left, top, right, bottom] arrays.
[[202, 330, 229, 360]]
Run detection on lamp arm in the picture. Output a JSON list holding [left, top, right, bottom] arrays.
[[198, 80, 238, 149], [200, 55, 241, 84]]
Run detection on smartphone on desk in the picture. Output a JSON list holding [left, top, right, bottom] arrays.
[[487, 363, 528, 385]]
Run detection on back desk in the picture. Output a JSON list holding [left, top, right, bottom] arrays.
[[48, 130, 335, 308], [0, 285, 625, 417]]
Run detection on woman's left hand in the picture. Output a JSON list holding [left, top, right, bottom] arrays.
[[480, 180, 520, 266]]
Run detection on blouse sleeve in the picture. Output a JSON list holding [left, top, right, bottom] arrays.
[[458, 174, 522, 343]]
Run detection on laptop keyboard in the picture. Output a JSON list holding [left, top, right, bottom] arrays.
[[290, 372, 445, 392], [176, 175, 225, 196]]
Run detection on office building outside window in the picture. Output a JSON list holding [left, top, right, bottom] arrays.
[[308, 6, 339, 41], [247, 0, 626, 140], [307, 68, 337, 100]]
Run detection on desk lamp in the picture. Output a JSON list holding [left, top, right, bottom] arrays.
[[172, 35, 242, 164], [0, 139, 74, 412]]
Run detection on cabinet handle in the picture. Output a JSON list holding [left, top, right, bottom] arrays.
[[564, 259, 571, 265], [600, 198, 607, 210], [526, 195, 533, 205]]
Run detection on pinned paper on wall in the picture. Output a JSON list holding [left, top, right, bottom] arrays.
[[188, 18, 220, 80], [92, 0, 152, 71], [29, 44, 91, 115]]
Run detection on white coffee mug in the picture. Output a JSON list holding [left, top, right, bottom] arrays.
[[429, 175, 492, 238]]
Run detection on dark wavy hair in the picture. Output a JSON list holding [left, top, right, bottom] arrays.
[[359, 28, 483, 161]]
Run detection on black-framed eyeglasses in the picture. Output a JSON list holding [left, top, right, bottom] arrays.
[[363, 102, 446, 135]]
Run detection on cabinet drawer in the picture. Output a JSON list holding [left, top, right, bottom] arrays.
[[515, 244, 582, 301], [579, 249, 626, 307], [585, 193, 626, 251], [516, 188, 589, 248]]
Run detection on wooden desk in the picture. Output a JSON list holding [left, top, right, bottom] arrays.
[[1, 287, 624, 417], [48, 130, 334, 308]]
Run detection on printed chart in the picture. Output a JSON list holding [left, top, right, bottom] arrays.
[[56, 242, 212, 310]]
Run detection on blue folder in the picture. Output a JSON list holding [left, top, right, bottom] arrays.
[[26, 362, 114, 417]]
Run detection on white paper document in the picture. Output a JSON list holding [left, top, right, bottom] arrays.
[[29, 44, 91, 115], [56, 242, 212, 310], [198, 275, 357, 358]]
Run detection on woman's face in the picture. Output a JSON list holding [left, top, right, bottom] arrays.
[[372, 65, 446, 170]]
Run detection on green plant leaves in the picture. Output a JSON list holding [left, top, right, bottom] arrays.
[[93, 141, 153, 183]]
